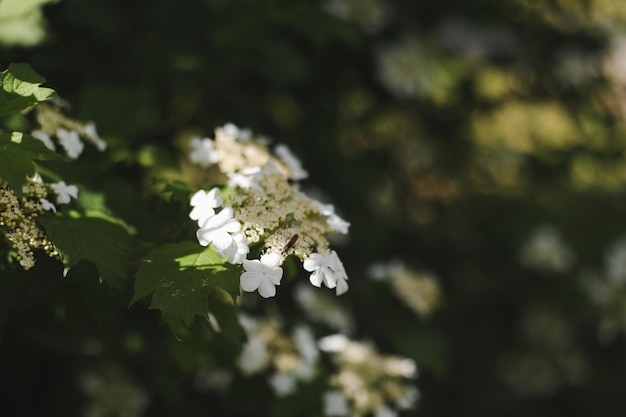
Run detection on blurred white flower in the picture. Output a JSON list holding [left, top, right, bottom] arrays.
[[318, 334, 349, 352], [219, 123, 252, 141], [237, 335, 270, 375], [374, 405, 397, 417], [31, 130, 55, 150], [323, 390, 351, 416], [268, 372, 297, 397], [518, 225, 575, 273], [50, 181, 78, 204], [56, 128, 84, 159], [605, 238, 626, 285], [294, 285, 355, 334], [39, 198, 56, 213], [84, 121, 107, 151], [274, 143, 308, 180], [189, 137, 219, 167]]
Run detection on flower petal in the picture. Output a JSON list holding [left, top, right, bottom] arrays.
[[240, 272, 261, 292], [258, 280, 277, 298], [309, 270, 323, 287], [243, 259, 263, 273], [211, 230, 234, 251], [335, 277, 349, 295]]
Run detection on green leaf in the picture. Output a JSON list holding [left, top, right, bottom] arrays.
[[0, 63, 55, 116], [0, 132, 57, 194], [38, 215, 134, 288], [131, 242, 241, 331]]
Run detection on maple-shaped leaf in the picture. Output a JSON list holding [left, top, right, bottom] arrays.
[[0, 132, 57, 195], [38, 215, 134, 288], [0, 63, 55, 116], [131, 241, 241, 331]]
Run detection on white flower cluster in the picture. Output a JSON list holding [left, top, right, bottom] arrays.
[[294, 284, 355, 334], [319, 334, 419, 417], [236, 315, 319, 397], [368, 259, 441, 318], [233, 314, 419, 415], [79, 366, 149, 417], [188, 124, 350, 298], [498, 306, 587, 397], [580, 238, 626, 343], [376, 37, 457, 101], [32, 103, 107, 159], [518, 225, 575, 273], [323, 0, 391, 33]]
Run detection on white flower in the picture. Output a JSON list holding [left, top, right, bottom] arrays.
[[56, 128, 84, 159], [31, 130, 55, 151], [518, 225, 574, 273], [374, 405, 397, 417], [605, 238, 626, 285], [50, 181, 78, 204], [318, 334, 349, 352], [303, 250, 349, 295], [215, 232, 249, 264], [268, 372, 297, 397], [311, 200, 350, 234], [39, 198, 56, 213], [237, 335, 269, 375], [189, 137, 219, 167], [189, 188, 223, 225], [254, 159, 285, 180], [196, 206, 241, 250], [274, 143, 308, 180], [293, 326, 319, 365], [323, 390, 351, 416], [227, 167, 262, 189], [84, 122, 107, 151], [395, 386, 420, 410], [240, 253, 283, 298], [220, 123, 252, 141]]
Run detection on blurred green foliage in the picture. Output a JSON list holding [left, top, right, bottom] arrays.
[[4, 0, 626, 416]]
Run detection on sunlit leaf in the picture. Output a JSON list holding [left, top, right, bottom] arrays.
[[0, 63, 55, 116], [131, 242, 241, 331]]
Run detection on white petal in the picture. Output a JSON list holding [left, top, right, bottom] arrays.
[[211, 230, 234, 251], [223, 219, 241, 233], [335, 277, 349, 295], [261, 252, 281, 269], [258, 279, 277, 298], [267, 268, 283, 285], [303, 257, 321, 272], [322, 271, 338, 289], [309, 270, 323, 287], [243, 259, 263, 273], [190, 190, 207, 207], [196, 228, 212, 246], [240, 272, 261, 292]]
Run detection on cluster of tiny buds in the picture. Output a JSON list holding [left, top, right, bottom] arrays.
[[0, 178, 60, 269]]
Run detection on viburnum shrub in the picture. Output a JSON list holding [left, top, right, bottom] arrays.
[[0, 63, 420, 417]]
